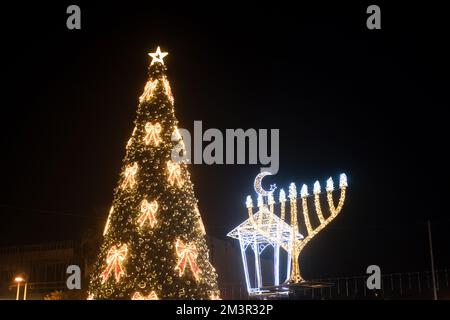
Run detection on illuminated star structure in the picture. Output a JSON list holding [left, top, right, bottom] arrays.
[[148, 46, 168, 65]]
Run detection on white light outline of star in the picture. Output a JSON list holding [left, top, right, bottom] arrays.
[[148, 46, 168, 65]]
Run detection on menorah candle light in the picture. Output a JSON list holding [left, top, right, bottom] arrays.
[[228, 172, 348, 294]]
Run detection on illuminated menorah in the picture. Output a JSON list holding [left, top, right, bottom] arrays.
[[228, 172, 348, 294]]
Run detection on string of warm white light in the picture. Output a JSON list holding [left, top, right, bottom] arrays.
[[299, 175, 347, 253], [314, 182, 326, 224], [327, 174, 347, 215], [103, 206, 114, 236]]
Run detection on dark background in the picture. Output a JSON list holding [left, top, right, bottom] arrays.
[[0, 1, 448, 279]]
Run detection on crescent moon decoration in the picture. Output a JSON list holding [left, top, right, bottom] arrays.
[[254, 171, 277, 197]]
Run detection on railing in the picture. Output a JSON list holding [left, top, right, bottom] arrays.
[[219, 269, 450, 300], [3, 270, 448, 299], [219, 283, 248, 300]]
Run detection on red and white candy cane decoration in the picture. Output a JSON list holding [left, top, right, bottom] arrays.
[[137, 199, 158, 228], [167, 160, 183, 187], [131, 291, 159, 300], [143, 122, 162, 146], [175, 239, 201, 281], [101, 244, 128, 284]]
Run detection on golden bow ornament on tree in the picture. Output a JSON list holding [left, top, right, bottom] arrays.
[[121, 163, 138, 189], [137, 199, 158, 228], [175, 239, 201, 281], [143, 122, 162, 146], [101, 244, 128, 284], [167, 160, 184, 187], [131, 291, 159, 300]]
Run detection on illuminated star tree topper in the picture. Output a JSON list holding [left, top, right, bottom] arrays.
[[148, 46, 168, 65]]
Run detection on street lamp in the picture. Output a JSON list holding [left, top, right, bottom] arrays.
[[14, 275, 27, 300]]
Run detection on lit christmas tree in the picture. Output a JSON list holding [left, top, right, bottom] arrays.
[[88, 47, 220, 300]]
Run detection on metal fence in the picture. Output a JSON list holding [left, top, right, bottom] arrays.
[[3, 269, 449, 300], [219, 269, 450, 300]]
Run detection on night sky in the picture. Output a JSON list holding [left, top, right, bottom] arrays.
[[1, 2, 448, 279]]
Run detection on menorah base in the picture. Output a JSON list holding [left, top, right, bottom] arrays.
[[249, 281, 334, 299], [286, 276, 304, 284]]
